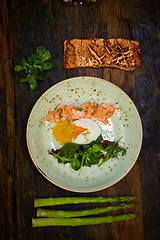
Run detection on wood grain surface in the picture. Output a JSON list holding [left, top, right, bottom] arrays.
[[0, 0, 160, 239]]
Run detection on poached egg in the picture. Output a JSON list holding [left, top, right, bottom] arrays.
[[52, 118, 101, 146]]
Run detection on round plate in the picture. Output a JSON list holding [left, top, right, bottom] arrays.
[[26, 76, 143, 192]]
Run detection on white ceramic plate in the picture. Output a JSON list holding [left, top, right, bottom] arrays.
[[26, 76, 143, 192]]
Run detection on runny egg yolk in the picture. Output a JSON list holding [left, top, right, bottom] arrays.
[[52, 120, 87, 146]]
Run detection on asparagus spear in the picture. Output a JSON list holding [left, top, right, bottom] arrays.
[[34, 196, 136, 207], [37, 203, 134, 218], [32, 214, 136, 227]]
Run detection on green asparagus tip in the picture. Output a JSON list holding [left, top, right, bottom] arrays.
[[34, 196, 136, 208], [36, 203, 135, 218], [32, 214, 136, 227]]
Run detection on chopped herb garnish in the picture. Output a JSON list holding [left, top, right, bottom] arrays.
[[77, 107, 84, 111], [57, 108, 60, 112], [59, 114, 63, 119], [82, 130, 89, 136]]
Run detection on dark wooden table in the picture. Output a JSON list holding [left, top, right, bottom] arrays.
[[0, 0, 160, 239]]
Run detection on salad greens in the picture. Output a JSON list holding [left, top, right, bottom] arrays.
[[49, 135, 126, 171], [14, 46, 56, 90]]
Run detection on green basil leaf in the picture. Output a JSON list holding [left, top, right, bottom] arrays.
[[14, 65, 24, 72], [36, 46, 46, 58], [42, 62, 56, 71]]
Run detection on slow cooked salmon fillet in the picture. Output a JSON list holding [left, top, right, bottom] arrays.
[[64, 38, 140, 71], [46, 102, 116, 124]]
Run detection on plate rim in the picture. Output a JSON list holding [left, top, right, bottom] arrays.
[[26, 76, 143, 192]]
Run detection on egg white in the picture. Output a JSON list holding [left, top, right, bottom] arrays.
[[72, 118, 101, 144]]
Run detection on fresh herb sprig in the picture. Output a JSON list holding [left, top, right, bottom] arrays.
[[49, 135, 127, 171], [14, 46, 56, 90]]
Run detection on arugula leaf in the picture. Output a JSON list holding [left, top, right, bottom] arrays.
[[91, 143, 104, 153], [81, 144, 90, 150], [71, 154, 81, 171], [83, 149, 100, 167], [60, 143, 80, 157], [49, 151, 69, 164], [14, 46, 56, 90], [49, 135, 127, 172], [94, 135, 103, 145], [49, 143, 81, 171], [98, 140, 126, 167]]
